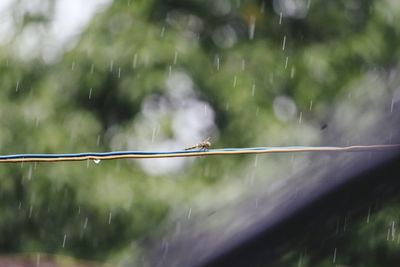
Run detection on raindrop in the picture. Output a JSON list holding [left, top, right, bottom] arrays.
[[36, 254, 41, 267], [173, 51, 178, 64], [160, 26, 165, 37], [108, 212, 112, 224], [109, 60, 114, 72], [96, 135, 101, 146], [94, 159, 101, 164], [270, 73, 274, 84], [256, 107, 259, 116], [16, 81, 19, 92], [333, 248, 337, 264], [298, 112, 302, 124], [249, 15, 256, 40], [282, 35, 286, 50], [251, 84, 256, 96], [307, 0, 311, 9], [168, 65, 172, 76], [254, 155, 258, 167], [309, 100, 313, 111], [203, 164, 210, 177], [290, 66, 296, 78], [118, 67, 121, 78], [187, 207, 192, 220], [62, 234, 67, 248], [260, 1, 265, 13], [89, 88, 93, 99], [279, 12, 283, 24], [83, 217, 88, 229], [298, 253, 303, 267], [18, 202, 22, 209], [71, 61, 75, 70], [162, 240, 169, 258], [233, 75, 237, 87], [27, 165, 33, 180], [391, 98, 394, 113], [151, 127, 157, 143], [133, 53, 138, 69], [215, 55, 220, 70], [78, 206, 81, 215], [225, 103, 230, 110], [241, 59, 246, 71], [29, 205, 33, 218], [392, 221, 396, 240], [285, 56, 289, 69]]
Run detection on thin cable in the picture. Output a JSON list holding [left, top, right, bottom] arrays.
[[0, 144, 399, 163]]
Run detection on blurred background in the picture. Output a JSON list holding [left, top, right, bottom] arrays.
[[0, 0, 400, 266]]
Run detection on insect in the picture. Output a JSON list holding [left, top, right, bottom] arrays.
[[184, 137, 211, 151]]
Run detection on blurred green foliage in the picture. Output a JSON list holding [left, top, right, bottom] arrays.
[[0, 0, 400, 265]]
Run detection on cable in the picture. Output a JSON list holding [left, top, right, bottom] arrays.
[[0, 144, 399, 163]]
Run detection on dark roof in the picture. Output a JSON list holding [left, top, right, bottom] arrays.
[[147, 104, 400, 267]]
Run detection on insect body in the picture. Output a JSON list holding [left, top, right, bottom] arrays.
[[184, 137, 211, 151]]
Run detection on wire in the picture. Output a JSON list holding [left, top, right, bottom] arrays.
[[0, 144, 399, 163]]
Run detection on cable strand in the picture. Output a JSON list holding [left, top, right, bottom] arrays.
[[0, 144, 399, 163]]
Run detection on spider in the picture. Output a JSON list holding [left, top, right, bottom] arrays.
[[184, 137, 211, 151]]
